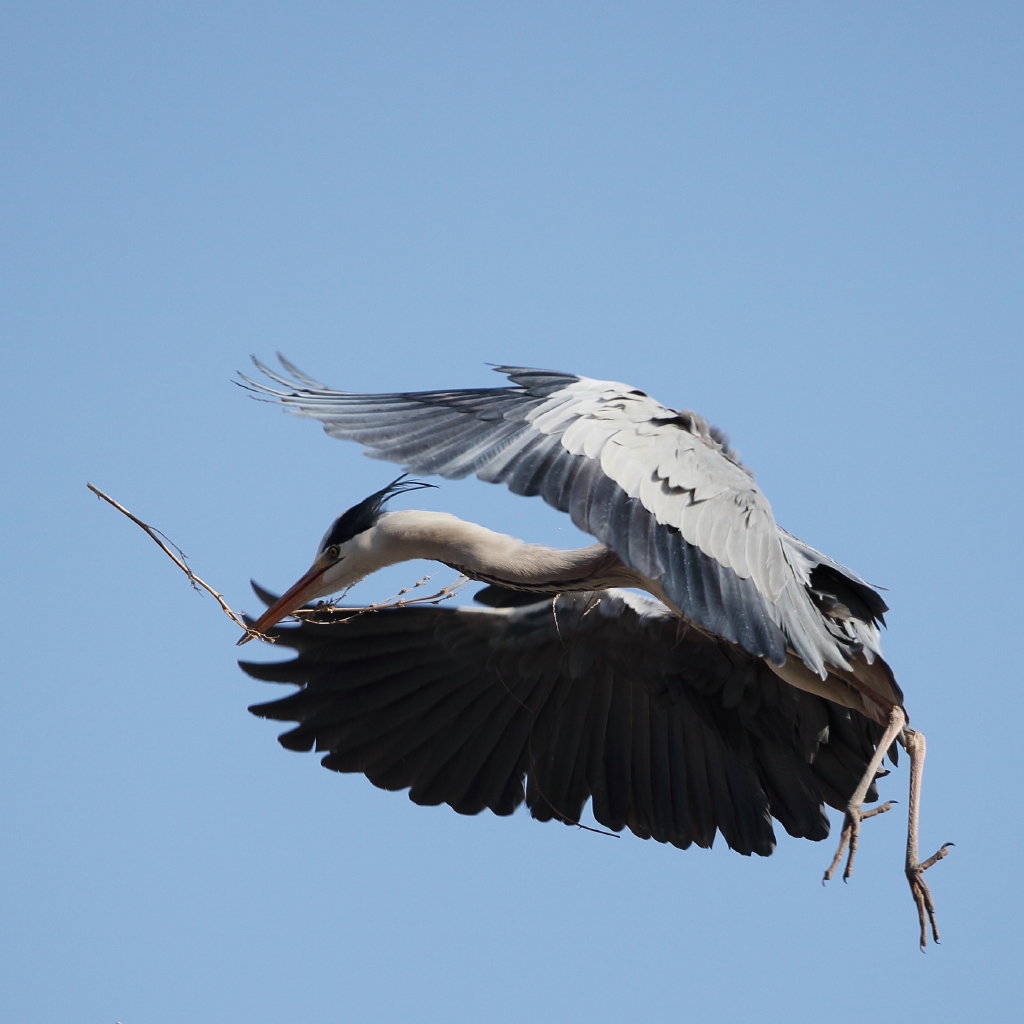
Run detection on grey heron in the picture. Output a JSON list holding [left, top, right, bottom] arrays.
[[238, 358, 949, 946]]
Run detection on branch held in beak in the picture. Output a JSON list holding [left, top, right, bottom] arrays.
[[236, 558, 331, 645]]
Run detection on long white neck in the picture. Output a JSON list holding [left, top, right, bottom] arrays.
[[361, 509, 643, 593]]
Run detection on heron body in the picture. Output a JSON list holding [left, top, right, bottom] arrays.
[[238, 358, 949, 946]]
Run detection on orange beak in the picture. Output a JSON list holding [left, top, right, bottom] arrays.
[[237, 560, 331, 645]]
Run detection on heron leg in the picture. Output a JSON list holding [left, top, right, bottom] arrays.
[[903, 726, 954, 949], [823, 704, 905, 885]]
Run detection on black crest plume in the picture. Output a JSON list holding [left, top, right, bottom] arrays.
[[321, 475, 436, 548]]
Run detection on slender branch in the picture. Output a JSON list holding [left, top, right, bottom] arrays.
[[295, 574, 471, 625], [86, 482, 269, 643]]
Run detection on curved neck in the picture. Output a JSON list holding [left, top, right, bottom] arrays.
[[373, 510, 640, 593]]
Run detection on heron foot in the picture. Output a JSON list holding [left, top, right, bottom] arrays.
[[823, 800, 896, 885], [908, 842, 954, 950]]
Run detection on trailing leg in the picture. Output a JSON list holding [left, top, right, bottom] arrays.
[[824, 704, 905, 884], [902, 727, 953, 949]]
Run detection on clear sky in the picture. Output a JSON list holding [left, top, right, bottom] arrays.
[[5, 2, 1022, 1021]]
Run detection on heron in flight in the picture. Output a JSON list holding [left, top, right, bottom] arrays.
[[238, 357, 949, 946]]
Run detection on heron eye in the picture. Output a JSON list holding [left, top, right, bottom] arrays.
[[325, 544, 342, 561]]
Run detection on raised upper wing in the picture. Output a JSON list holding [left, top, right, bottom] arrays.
[[240, 586, 885, 855], [241, 358, 888, 677]]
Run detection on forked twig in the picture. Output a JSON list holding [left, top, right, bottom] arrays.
[[86, 482, 269, 643], [296, 574, 471, 625]]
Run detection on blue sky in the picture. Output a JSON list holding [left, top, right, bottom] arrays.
[[5, 2, 1022, 1021]]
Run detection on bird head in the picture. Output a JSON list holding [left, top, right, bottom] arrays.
[[238, 475, 435, 644]]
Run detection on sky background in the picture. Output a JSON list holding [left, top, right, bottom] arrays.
[[4, 2, 1022, 1021]]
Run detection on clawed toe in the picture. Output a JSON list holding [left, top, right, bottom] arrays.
[[907, 843, 954, 949], [823, 800, 895, 885]]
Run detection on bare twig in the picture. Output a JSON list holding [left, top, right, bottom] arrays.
[[295, 573, 471, 625], [86, 482, 269, 643]]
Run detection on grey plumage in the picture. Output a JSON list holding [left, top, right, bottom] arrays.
[[240, 358, 891, 690]]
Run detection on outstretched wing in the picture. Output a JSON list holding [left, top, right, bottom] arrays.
[[241, 358, 888, 679], [240, 586, 884, 856]]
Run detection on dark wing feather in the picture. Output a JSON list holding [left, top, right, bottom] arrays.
[[241, 587, 886, 856]]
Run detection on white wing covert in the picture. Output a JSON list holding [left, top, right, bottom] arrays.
[[242, 359, 887, 678]]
